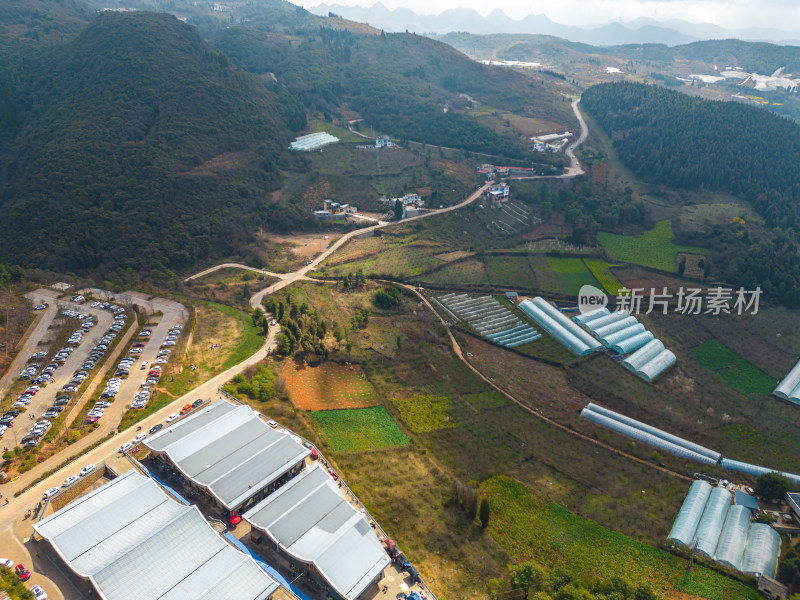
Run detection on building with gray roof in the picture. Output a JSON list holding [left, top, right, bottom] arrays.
[[144, 400, 310, 513], [244, 464, 391, 600], [34, 470, 280, 600]]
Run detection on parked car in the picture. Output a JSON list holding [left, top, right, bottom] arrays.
[[149, 424, 163, 434], [79, 464, 96, 477], [179, 404, 192, 415], [30, 584, 48, 600], [0, 558, 13, 569], [33, 304, 47, 310], [191, 398, 204, 409], [43, 487, 59, 499], [166, 413, 179, 423], [15, 564, 31, 581], [119, 443, 133, 453]]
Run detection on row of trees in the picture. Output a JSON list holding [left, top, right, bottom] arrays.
[[451, 479, 490, 528]]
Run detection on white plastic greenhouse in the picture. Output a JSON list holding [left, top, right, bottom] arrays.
[[714, 505, 751, 571], [604, 324, 647, 349], [774, 358, 800, 405], [582, 403, 721, 462], [580, 408, 718, 466], [721, 458, 800, 486], [437, 294, 539, 350], [622, 339, 676, 382], [593, 316, 639, 341], [741, 523, 781, 578], [612, 330, 654, 354], [518, 298, 602, 356], [693, 487, 731, 558], [667, 480, 713, 547], [580, 310, 630, 331], [573, 307, 610, 325]]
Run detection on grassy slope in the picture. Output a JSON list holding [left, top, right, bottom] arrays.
[[598, 220, 708, 272]]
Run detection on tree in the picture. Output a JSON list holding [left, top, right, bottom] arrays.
[[755, 472, 790, 500], [508, 561, 543, 600], [373, 286, 403, 309], [479, 498, 490, 528], [393, 199, 404, 221], [677, 256, 686, 276]]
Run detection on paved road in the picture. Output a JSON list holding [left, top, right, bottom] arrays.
[[184, 263, 288, 283], [563, 98, 588, 177]]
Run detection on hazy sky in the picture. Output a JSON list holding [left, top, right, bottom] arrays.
[[298, 0, 800, 30]]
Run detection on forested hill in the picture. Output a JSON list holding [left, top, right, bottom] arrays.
[[582, 82, 800, 230], [0, 11, 305, 275], [582, 82, 800, 306]]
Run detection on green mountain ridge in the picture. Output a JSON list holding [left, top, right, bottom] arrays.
[[0, 10, 305, 275]]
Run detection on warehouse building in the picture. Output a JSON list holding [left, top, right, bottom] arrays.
[[244, 464, 391, 600], [144, 400, 310, 517], [33, 470, 281, 600]]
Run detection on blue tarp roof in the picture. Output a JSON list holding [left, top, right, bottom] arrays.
[[735, 491, 759, 511]]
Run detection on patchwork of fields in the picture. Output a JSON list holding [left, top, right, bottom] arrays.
[[309, 406, 409, 452]]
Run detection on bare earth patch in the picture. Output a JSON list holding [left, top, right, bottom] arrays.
[[282, 361, 379, 410]]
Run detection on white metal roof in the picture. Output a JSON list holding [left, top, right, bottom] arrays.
[[145, 400, 310, 510], [34, 471, 279, 600], [289, 132, 340, 151], [244, 464, 391, 600]]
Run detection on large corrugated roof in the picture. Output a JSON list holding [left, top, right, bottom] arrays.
[[34, 471, 279, 600], [244, 464, 391, 600], [145, 401, 310, 510]]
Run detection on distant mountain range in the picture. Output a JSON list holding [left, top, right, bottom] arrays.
[[310, 3, 800, 47]]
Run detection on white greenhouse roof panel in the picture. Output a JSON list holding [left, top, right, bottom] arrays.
[[582, 310, 630, 331], [518, 298, 602, 356], [572, 307, 610, 325], [145, 400, 310, 510], [603, 323, 646, 349], [289, 132, 340, 151], [244, 464, 390, 600], [714, 505, 751, 571], [741, 523, 781, 578], [773, 358, 800, 404], [612, 330, 654, 354], [593, 316, 639, 341], [721, 458, 800, 487], [622, 339, 676, 381], [693, 487, 731, 558], [583, 403, 721, 462], [668, 480, 712, 547], [34, 471, 279, 600], [581, 408, 718, 466]]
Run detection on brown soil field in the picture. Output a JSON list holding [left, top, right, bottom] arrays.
[[282, 361, 379, 411]]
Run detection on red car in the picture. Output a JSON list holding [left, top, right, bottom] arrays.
[[15, 564, 31, 581]]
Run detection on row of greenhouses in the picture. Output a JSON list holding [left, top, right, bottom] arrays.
[[774, 359, 800, 405], [574, 307, 676, 381], [667, 480, 780, 578], [581, 403, 800, 486], [518, 297, 602, 356], [436, 294, 541, 348]]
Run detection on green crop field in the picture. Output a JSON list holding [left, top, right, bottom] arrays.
[[583, 258, 626, 295], [482, 476, 759, 600], [392, 394, 458, 433], [546, 256, 602, 296], [415, 259, 490, 286], [309, 406, 409, 452], [485, 255, 538, 289], [598, 220, 708, 272], [691, 339, 776, 396], [328, 245, 442, 279]]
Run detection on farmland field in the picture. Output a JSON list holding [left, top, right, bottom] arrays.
[[309, 406, 409, 452], [282, 362, 379, 410], [598, 220, 708, 272], [481, 475, 759, 600], [485, 254, 538, 289], [392, 394, 458, 433], [691, 339, 776, 396], [414, 259, 490, 286], [327, 245, 442, 279], [546, 256, 602, 296], [583, 258, 625, 295]]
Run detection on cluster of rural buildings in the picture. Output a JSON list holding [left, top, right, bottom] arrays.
[[33, 400, 417, 600], [530, 131, 572, 152], [314, 199, 359, 221]]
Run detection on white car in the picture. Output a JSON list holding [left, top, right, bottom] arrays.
[[133, 433, 147, 443], [119, 443, 133, 453], [43, 487, 59, 499], [0, 558, 13, 569], [166, 413, 179, 423], [62, 475, 79, 487], [30, 585, 48, 600], [79, 464, 96, 477]]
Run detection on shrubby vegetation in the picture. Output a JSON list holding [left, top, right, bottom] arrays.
[[226, 363, 287, 403]]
